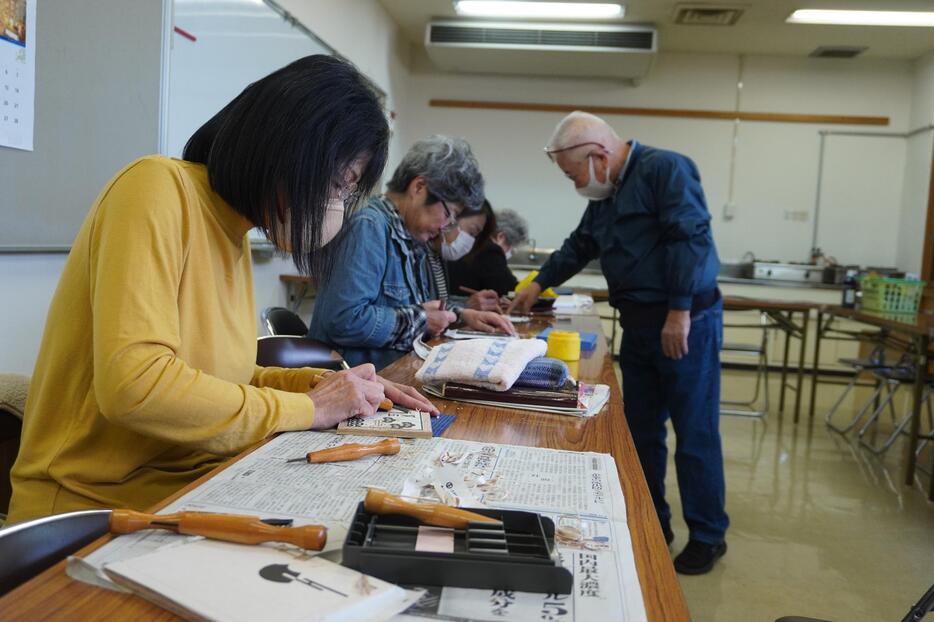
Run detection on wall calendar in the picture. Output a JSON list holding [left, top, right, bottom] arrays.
[[0, 0, 35, 151]]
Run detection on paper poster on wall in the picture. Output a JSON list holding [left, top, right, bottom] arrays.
[[0, 0, 36, 151]]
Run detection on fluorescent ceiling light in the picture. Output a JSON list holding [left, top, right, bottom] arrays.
[[787, 9, 934, 27], [454, 1, 624, 20]]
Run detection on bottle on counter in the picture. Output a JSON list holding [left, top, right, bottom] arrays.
[[841, 269, 859, 308]]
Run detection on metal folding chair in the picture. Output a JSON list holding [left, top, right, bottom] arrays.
[[824, 346, 892, 434], [858, 378, 934, 457], [721, 312, 770, 418]]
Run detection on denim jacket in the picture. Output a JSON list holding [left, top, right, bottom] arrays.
[[308, 197, 431, 370]]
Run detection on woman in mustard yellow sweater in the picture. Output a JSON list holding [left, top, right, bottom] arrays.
[[7, 56, 435, 524]]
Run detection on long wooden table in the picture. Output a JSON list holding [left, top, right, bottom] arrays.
[[0, 314, 688, 621]]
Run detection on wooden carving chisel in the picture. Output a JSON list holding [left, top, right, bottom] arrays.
[[287, 438, 401, 464], [109, 509, 327, 550], [364, 488, 501, 529]]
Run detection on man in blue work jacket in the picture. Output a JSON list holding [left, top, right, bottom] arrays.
[[510, 111, 728, 574]]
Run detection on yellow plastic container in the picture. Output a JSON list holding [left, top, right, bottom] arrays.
[[547, 330, 581, 362]]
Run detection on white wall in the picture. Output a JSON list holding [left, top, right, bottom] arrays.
[[0, 255, 68, 374], [400, 51, 914, 266], [897, 51, 934, 275], [276, 0, 412, 169]]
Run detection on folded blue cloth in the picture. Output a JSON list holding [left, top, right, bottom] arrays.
[[431, 414, 457, 437], [514, 357, 570, 389]]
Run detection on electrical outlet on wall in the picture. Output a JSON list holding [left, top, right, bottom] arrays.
[[783, 210, 809, 222], [722, 202, 736, 221]]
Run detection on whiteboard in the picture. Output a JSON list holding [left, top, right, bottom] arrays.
[[0, 0, 168, 250], [0, 0, 334, 250], [167, 0, 333, 157]]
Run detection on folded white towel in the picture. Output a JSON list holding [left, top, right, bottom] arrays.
[[553, 294, 594, 314], [415, 338, 547, 392]]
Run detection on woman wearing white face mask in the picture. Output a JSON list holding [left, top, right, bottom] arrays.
[[6, 56, 436, 525], [448, 208, 529, 298], [428, 200, 503, 312]]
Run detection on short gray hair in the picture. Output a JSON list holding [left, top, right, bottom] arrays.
[[386, 135, 485, 212], [495, 209, 529, 247]]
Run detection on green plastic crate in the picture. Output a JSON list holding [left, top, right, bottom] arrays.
[[859, 276, 925, 314]]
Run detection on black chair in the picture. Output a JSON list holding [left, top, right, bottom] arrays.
[[256, 336, 345, 371], [0, 510, 110, 596], [775, 581, 934, 622], [0, 407, 23, 521], [261, 306, 309, 336]]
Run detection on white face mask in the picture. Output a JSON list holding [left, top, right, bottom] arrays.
[[441, 228, 476, 261], [320, 198, 345, 248], [504, 248, 513, 260], [575, 155, 615, 201]]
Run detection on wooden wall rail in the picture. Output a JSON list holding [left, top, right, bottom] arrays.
[[429, 99, 890, 126]]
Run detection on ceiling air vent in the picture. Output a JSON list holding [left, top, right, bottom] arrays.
[[672, 3, 745, 26], [809, 46, 868, 59]]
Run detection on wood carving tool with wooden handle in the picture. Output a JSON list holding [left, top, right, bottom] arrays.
[[287, 438, 401, 464], [364, 488, 502, 529], [310, 372, 394, 411], [109, 509, 327, 550]]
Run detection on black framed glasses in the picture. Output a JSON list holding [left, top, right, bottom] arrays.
[[544, 141, 608, 163], [440, 199, 461, 231], [427, 191, 459, 229]]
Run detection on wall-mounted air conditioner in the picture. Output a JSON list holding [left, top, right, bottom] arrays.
[[425, 20, 657, 82]]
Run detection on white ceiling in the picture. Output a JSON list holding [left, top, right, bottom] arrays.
[[378, 0, 934, 60]]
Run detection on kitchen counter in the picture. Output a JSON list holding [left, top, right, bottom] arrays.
[[508, 261, 844, 290], [717, 276, 843, 290]]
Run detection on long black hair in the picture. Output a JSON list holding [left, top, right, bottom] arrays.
[[464, 199, 497, 259], [184, 55, 390, 276]]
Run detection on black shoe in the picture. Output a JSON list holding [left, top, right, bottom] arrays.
[[674, 540, 727, 575]]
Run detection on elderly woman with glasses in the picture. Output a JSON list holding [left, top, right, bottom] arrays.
[[308, 135, 515, 370]]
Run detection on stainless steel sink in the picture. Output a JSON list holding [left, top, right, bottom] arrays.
[[719, 262, 754, 279], [507, 246, 602, 274]]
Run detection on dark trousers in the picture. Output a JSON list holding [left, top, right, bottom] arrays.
[[619, 300, 729, 545]]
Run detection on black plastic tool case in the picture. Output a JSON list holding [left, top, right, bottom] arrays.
[[342, 502, 573, 594]]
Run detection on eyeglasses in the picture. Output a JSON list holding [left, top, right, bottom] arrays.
[[334, 180, 360, 205], [427, 191, 459, 229], [440, 199, 460, 231], [543, 141, 609, 163]]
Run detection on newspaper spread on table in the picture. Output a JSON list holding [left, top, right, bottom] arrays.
[[70, 432, 647, 622]]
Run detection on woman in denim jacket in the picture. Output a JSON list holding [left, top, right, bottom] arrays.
[[308, 136, 515, 370]]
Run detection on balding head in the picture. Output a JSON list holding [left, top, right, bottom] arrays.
[[545, 111, 630, 199], [546, 111, 621, 153]]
